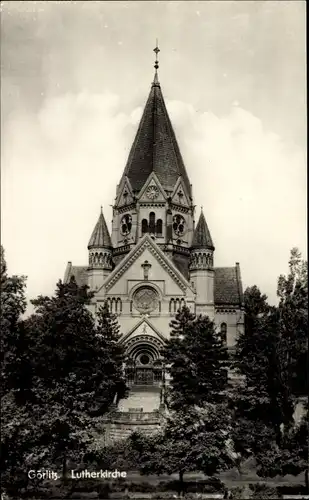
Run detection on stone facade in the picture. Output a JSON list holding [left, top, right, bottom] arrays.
[[64, 66, 244, 437]]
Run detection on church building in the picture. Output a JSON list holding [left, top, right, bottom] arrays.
[[64, 47, 244, 439]]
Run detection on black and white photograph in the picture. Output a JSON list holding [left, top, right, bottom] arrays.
[[1, 1, 307, 499]]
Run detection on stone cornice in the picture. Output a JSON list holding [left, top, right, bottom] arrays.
[[170, 203, 190, 214], [117, 203, 136, 214], [215, 307, 240, 314]]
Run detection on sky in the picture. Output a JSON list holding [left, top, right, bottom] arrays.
[[1, 0, 306, 312]]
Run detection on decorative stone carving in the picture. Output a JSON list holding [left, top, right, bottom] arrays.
[[133, 286, 159, 313], [173, 214, 186, 236], [141, 260, 152, 280], [146, 185, 159, 200], [120, 214, 132, 235]]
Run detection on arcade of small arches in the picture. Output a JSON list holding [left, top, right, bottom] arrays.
[[169, 297, 186, 313], [89, 252, 112, 268], [189, 252, 213, 269], [142, 212, 163, 237], [106, 297, 122, 313]]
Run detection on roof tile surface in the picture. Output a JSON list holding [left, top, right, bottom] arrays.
[[192, 211, 214, 249], [214, 266, 243, 305], [88, 211, 112, 249], [120, 81, 192, 196]]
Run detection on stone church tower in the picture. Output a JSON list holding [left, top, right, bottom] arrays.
[[64, 48, 244, 440]]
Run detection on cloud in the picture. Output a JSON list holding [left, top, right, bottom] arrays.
[[166, 99, 307, 300], [1, 92, 306, 312]]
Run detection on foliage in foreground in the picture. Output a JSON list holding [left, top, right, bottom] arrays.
[[232, 248, 308, 488], [1, 266, 126, 495]]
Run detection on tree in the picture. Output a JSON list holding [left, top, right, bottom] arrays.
[[0, 246, 27, 397], [232, 250, 308, 486], [277, 248, 308, 396], [129, 405, 234, 496], [163, 306, 229, 410], [127, 307, 234, 494], [232, 286, 295, 469], [0, 247, 30, 494], [254, 403, 309, 492], [1, 277, 127, 494], [95, 302, 127, 410]]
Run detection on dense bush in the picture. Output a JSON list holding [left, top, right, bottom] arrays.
[[249, 483, 278, 498], [277, 484, 308, 496]]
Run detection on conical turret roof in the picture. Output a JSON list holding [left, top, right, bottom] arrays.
[[88, 209, 112, 249], [192, 210, 214, 249], [120, 75, 192, 197]]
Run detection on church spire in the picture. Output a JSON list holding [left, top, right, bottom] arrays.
[[119, 46, 192, 198], [192, 210, 214, 250], [88, 208, 112, 249]]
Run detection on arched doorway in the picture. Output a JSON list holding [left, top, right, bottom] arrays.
[[124, 335, 164, 387]]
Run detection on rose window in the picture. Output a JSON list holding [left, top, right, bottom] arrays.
[[133, 287, 159, 313]]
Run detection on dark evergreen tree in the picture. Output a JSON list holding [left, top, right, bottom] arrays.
[[232, 286, 294, 465], [1, 277, 127, 494], [163, 306, 228, 410], [127, 307, 234, 494], [95, 302, 127, 409]]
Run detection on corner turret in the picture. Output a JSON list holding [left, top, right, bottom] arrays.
[[87, 207, 113, 291], [190, 210, 215, 318]]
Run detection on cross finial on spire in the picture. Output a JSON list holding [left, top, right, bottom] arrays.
[[100, 205, 103, 214], [152, 39, 160, 85], [154, 39, 160, 70], [201, 205, 203, 212]]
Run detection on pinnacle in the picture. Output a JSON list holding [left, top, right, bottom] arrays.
[[88, 209, 112, 249]]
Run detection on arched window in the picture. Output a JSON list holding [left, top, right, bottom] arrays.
[[149, 212, 156, 234], [169, 298, 174, 313], [220, 322, 227, 344], [156, 219, 163, 236], [142, 219, 148, 234]]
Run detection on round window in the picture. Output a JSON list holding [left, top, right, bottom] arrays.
[[133, 286, 159, 313], [140, 354, 150, 365]]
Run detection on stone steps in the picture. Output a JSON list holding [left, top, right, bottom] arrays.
[[107, 420, 161, 442], [118, 387, 161, 413]]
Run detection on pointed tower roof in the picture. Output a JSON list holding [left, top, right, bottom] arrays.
[[120, 44, 192, 197], [88, 208, 112, 249], [192, 210, 214, 250]]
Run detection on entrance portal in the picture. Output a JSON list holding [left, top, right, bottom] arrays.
[[124, 336, 164, 387]]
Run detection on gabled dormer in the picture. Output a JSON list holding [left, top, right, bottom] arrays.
[[171, 177, 192, 209], [137, 172, 167, 204], [115, 176, 135, 209]]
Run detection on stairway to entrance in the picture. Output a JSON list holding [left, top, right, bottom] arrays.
[[117, 385, 161, 413]]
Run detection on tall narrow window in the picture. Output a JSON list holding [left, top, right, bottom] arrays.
[[142, 219, 148, 234], [149, 212, 156, 234], [220, 323, 227, 344], [156, 219, 163, 235]]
